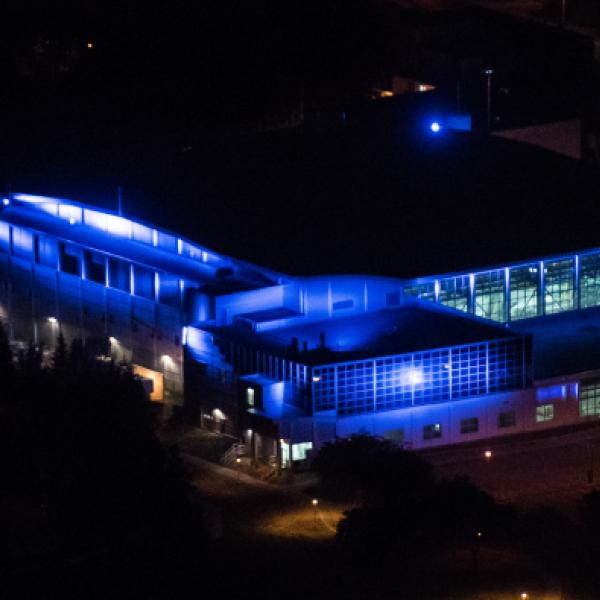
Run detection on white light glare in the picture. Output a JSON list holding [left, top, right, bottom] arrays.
[[48, 317, 58, 324], [2, 199, 9, 206], [430, 121, 441, 133]]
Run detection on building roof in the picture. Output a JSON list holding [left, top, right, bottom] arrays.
[[511, 306, 600, 381], [206, 303, 523, 366], [0, 197, 277, 291]]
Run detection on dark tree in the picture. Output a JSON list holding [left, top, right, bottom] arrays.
[[0, 337, 202, 595], [0, 320, 13, 391]]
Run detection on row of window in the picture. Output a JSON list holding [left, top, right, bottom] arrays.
[[418, 381, 600, 441], [0, 221, 184, 308], [423, 411, 517, 440], [405, 253, 600, 323]]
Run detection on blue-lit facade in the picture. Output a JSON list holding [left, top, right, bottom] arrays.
[[3, 193, 600, 467]]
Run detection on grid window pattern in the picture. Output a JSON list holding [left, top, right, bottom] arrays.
[[510, 265, 540, 321], [580, 381, 600, 417], [475, 270, 506, 322], [313, 367, 336, 411], [536, 404, 554, 422], [544, 259, 574, 315], [439, 276, 470, 312], [336, 362, 375, 416], [460, 417, 479, 434], [403, 282, 435, 302], [312, 338, 527, 416], [580, 254, 600, 309]]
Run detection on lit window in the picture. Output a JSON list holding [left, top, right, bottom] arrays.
[[474, 270, 505, 322], [423, 423, 442, 440], [580, 381, 600, 417], [536, 404, 554, 423], [580, 254, 600, 309], [544, 259, 574, 315], [291, 442, 313, 461], [246, 387, 255, 407], [510, 265, 540, 321]]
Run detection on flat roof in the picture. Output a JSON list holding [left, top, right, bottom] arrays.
[[511, 306, 600, 380], [206, 304, 522, 366]]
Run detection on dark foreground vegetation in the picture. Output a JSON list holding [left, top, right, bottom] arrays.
[[315, 435, 600, 598], [0, 324, 205, 597]]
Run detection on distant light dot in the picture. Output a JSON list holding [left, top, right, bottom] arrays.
[[430, 122, 441, 133], [2, 199, 9, 206], [87, 42, 94, 49], [69, 218, 75, 225]]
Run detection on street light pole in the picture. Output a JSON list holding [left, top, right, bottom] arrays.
[[312, 498, 319, 523], [483, 69, 494, 132]]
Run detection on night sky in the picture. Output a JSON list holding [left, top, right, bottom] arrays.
[[1, 0, 600, 278]]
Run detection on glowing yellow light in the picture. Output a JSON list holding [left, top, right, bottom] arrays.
[[312, 498, 319, 506], [87, 42, 94, 49], [484, 450, 492, 459]]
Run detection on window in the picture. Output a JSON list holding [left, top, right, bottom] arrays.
[[12, 226, 34, 260], [423, 423, 442, 440], [157, 272, 181, 307], [460, 417, 479, 434], [498, 411, 516, 428], [403, 282, 435, 302], [536, 404, 554, 423], [439, 276, 470, 312], [544, 259, 574, 315], [332, 299, 354, 311], [475, 270, 506, 322], [84, 251, 106, 284], [580, 381, 600, 417], [510, 265, 540, 321], [0, 221, 9, 253], [291, 442, 313, 461], [59, 242, 81, 276], [383, 428, 405, 445], [108, 258, 130, 292], [133, 265, 155, 300], [246, 387, 255, 408], [580, 253, 600, 309]]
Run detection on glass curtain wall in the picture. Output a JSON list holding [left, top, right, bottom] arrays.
[[439, 276, 470, 312], [544, 259, 574, 315], [580, 253, 600, 309], [510, 265, 540, 320], [474, 270, 505, 322]]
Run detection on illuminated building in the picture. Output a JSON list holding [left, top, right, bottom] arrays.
[[2, 193, 600, 468]]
